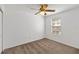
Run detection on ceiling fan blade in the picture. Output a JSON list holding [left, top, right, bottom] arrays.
[[31, 8, 39, 10], [35, 11, 41, 15], [45, 10, 55, 12]]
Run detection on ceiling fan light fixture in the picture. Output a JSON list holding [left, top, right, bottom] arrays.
[[31, 4, 55, 15]]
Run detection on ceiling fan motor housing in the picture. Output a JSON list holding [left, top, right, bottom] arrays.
[[40, 4, 48, 11]]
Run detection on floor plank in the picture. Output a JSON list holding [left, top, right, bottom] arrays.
[[3, 38, 79, 54]]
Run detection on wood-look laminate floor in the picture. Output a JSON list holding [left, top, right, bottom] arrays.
[[3, 38, 79, 54]]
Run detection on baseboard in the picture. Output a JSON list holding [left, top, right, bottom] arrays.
[[3, 35, 44, 50], [46, 37, 79, 49]]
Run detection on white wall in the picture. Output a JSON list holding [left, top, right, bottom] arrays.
[[0, 11, 2, 53], [3, 5, 44, 49], [3, 4, 79, 50], [45, 6, 79, 49], [0, 5, 5, 53]]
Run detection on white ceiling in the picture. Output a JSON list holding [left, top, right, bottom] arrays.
[[4, 4, 79, 16], [25, 4, 79, 16]]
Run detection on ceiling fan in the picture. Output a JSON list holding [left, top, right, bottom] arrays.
[[31, 4, 55, 15]]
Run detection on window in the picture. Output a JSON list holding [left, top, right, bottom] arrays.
[[52, 16, 61, 35]]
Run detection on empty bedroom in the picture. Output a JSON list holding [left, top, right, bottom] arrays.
[[0, 4, 79, 54]]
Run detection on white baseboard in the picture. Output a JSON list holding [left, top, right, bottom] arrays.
[[3, 35, 44, 50], [46, 36, 79, 49]]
